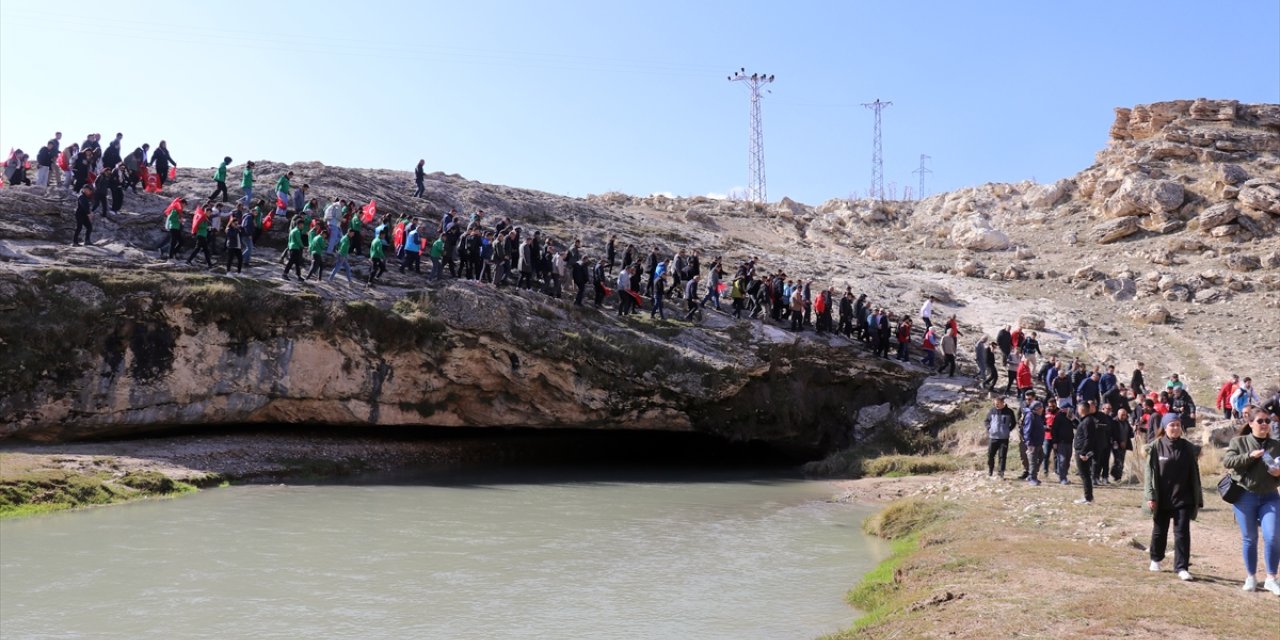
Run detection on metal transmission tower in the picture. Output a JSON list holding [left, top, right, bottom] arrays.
[[861, 99, 892, 200], [728, 68, 775, 205], [912, 154, 933, 199]]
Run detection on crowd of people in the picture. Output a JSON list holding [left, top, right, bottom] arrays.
[[981, 355, 1280, 593], [11, 130, 1280, 597]]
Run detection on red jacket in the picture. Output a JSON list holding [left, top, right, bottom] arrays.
[[1016, 361, 1033, 389], [1215, 380, 1237, 409]]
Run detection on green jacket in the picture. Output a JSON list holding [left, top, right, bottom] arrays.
[[1223, 434, 1280, 495], [370, 237, 385, 260], [275, 175, 291, 194], [165, 210, 181, 230], [349, 212, 362, 232], [336, 235, 351, 257], [194, 218, 209, 238], [213, 162, 227, 183], [287, 227, 303, 251], [1142, 438, 1202, 519], [430, 238, 444, 259], [241, 167, 253, 189], [309, 233, 326, 255]]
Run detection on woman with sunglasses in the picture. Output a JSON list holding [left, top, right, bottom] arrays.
[[1223, 413, 1280, 594]]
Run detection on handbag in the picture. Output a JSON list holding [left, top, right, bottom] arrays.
[[1217, 474, 1245, 504]]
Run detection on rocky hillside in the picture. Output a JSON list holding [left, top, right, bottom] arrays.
[[0, 98, 1275, 449]]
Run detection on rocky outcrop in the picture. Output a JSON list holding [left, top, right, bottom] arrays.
[[0, 268, 924, 454]]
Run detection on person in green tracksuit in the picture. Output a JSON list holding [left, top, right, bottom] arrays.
[[305, 227, 327, 280], [186, 207, 213, 268], [367, 227, 387, 286], [282, 218, 305, 280], [275, 171, 294, 210], [329, 229, 355, 283], [164, 197, 186, 259], [240, 161, 255, 206], [209, 156, 231, 202]]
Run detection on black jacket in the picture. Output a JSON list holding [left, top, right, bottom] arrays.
[[571, 261, 588, 286], [151, 147, 174, 169], [75, 193, 92, 216], [1074, 415, 1101, 457], [996, 329, 1012, 351], [102, 144, 121, 168], [36, 147, 56, 167]]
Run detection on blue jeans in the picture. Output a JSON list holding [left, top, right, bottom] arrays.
[[241, 234, 254, 263], [329, 255, 352, 282], [430, 256, 442, 280], [241, 186, 253, 205], [327, 221, 340, 253], [701, 288, 720, 310], [1233, 490, 1280, 576]]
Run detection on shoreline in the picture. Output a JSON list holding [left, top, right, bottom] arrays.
[[819, 468, 1276, 640]]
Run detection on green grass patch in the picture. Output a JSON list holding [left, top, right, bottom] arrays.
[[803, 452, 959, 479], [0, 467, 197, 519], [862, 497, 947, 540]]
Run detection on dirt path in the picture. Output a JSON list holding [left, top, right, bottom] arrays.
[[828, 468, 1277, 640]]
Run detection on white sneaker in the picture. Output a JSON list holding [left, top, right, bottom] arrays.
[[1178, 570, 1193, 581], [1149, 561, 1161, 572], [1265, 577, 1280, 595], [1243, 576, 1257, 591]]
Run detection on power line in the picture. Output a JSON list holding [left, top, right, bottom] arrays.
[[728, 68, 775, 205], [912, 154, 933, 199], [861, 99, 891, 201]]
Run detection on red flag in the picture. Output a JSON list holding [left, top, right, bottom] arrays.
[[361, 200, 377, 224], [168, 166, 177, 180], [190, 206, 207, 234]]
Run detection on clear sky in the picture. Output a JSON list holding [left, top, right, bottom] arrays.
[[2, 1, 1277, 204]]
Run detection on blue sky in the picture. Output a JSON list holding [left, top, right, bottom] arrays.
[[2, 1, 1277, 204]]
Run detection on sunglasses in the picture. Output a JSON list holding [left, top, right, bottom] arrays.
[[1257, 418, 1272, 425]]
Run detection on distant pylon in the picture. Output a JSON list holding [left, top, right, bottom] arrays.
[[912, 154, 933, 199], [729, 68, 775, 205], [861, 99, 892, 200], [903, 185, 914, 201]]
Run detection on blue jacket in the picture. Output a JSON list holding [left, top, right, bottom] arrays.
[[1077, 378, 1101, 404], [405, 229, 421, 253], [1099, 373, 1117, 396], [1023, 410, 1046, 446]]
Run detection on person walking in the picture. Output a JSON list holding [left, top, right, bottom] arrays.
[[209, 156, 231, 202], [367, 228, 388, 287], [1222, 415, 1280, 594], [413, 159, 426, 198], [282, 218, 306, 280], [1074, 401, 1102, 504], [224, 215, 244, 274], [983, 343, 999, 391], [150, 140, 175, 188], [1022, 400, 1046, 486], [329, 229, 356, 284], [651, 272, 666, 320], [239, 161, 255, 205], [986, 396, 1016, 479], [1144, 418, 1202, 581], [920, 296, 934, 329], [186, 204, 213, 268], [305, 227, 327, 281], [938, 330, 958, 377], [72, 186, 94, 246], [163, 197, 186, 259], [1052, 405, 1078, 484]]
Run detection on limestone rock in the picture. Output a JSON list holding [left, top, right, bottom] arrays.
[[1219, 164, 1248, 186], [1017, 315, 1046, 331], [1103, 278, 1137, 302], [863, 245, 897, 261], [950, 216, 1010, 251], [954, 258, 982, 277], [1094, 216, 1140, 244], [1224, 254, 1262, 273], [1131, 304, 1170, 325], [1196, 203, 1239, 231], [1238, 180, 1280, 215]]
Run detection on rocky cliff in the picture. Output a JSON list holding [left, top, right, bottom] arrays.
[[0, 267, 922, 454]]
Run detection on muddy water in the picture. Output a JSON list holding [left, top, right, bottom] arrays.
[[0, 471, 887, 639]]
